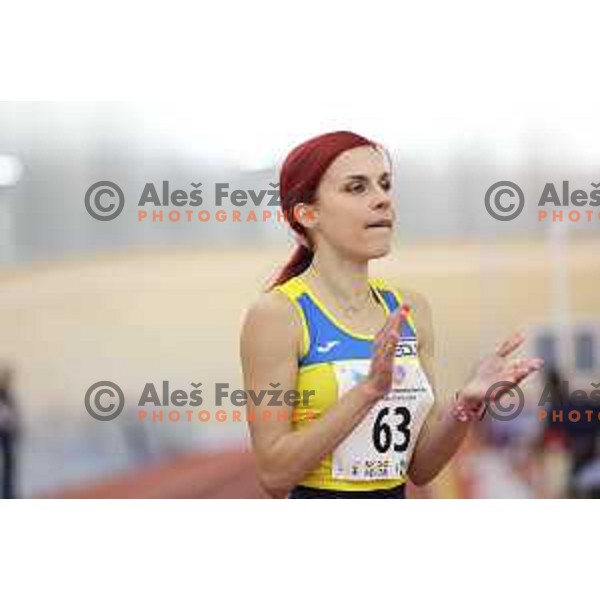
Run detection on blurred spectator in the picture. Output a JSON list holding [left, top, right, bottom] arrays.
[[0, 365, 19, 499], [540, 367, 600, 498]]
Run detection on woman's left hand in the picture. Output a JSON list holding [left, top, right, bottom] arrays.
[[458, 331, 544, 409]]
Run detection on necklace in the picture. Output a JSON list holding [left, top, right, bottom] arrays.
[[308, 265, 375, 317]]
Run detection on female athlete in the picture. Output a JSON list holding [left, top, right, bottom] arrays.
[[240, 131, 544, 499]]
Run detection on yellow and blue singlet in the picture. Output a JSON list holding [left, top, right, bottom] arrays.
[[272, 274, 420, 492]]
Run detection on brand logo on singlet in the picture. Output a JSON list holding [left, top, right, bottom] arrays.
[[316, 340, 341, 354], [395, 340, 417, 358]]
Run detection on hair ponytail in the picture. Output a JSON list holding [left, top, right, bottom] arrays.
[[267, 244, 314, 290]]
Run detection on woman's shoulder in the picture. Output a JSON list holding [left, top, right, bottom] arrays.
[[241, 283, 305, 355], [244, 287, 301, 328]]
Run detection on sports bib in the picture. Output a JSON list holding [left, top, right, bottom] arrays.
[[331, 338, 435, 481]]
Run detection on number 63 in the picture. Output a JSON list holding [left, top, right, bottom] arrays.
[[372, 406, 411, 453]]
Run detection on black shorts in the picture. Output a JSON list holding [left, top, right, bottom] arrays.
[[288, 483, 406, 499]]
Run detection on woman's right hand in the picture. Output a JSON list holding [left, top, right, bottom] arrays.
[[362, 304, 410, 403]]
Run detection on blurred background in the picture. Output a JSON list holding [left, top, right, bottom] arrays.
[[0, 101, 598, 498]]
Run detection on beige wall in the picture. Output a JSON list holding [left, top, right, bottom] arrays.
[[0, 234, 598, 440]]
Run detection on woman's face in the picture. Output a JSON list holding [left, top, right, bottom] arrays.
[[303, 145, 395, 261]]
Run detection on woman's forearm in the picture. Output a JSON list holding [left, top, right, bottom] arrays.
[[256, 382, 380, 495], [409, 399, 472, 485]]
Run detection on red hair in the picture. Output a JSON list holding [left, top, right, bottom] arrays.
[[266, 130, 380, 290]]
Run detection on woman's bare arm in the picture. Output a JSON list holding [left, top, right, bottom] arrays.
[[405, 290, 471, 485]]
